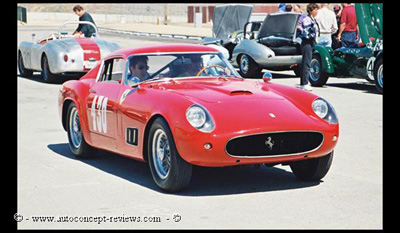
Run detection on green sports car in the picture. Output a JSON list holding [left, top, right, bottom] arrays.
[[310, 3, 383, 93]]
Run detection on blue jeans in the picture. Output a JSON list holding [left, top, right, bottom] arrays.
[[317, 34, 332, 47], [301, 40, 314, 85], [341, 31, 358, 48]]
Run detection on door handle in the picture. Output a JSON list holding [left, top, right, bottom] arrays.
[[89, 89, 97, 93]]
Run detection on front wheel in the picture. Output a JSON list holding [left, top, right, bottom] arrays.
[[374, 58, 383, 94], [309, 54, 330, 87], [66, 102, 97, 159], [290, 151, 334, 181], [238, 54, 262, 78], [148, 117, 192, 193]]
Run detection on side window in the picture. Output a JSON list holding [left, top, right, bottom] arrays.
[[98, 58, 125, 83]]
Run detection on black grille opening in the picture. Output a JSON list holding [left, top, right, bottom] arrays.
[[226, 132, 324, 157]]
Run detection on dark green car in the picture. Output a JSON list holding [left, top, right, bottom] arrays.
[[310, 3, 383, 93]]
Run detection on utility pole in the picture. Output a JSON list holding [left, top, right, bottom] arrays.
[[164, 4, 168, 25]]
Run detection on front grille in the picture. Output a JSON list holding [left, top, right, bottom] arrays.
[[226, 132, 324, 157]]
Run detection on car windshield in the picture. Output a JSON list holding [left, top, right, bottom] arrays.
[[124, 53, 241, 85]]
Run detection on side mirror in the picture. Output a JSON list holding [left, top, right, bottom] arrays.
[[31, 33, 36, 42], [128, 76, 141, 88], [262, 72, 273, 83]]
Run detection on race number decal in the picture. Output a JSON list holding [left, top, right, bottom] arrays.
[[91, 95, 108, 134]]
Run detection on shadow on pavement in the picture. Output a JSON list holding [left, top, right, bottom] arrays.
[[48, 143, 321, 196], [326, 80, 381, 95], [17, 73, 79, 85]]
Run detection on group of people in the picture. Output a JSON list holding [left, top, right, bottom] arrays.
[[280, 3, 359, 91], [279, 3, 359, 49]]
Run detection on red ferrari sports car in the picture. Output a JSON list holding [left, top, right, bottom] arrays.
[[58, 43, 339, 192]]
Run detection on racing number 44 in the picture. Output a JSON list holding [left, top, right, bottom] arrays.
[[91, 95, 108, 134]]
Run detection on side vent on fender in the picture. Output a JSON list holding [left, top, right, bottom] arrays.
[[126, 128, 138, 146]]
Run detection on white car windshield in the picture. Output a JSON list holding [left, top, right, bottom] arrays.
[[125, 53, 241, 85]]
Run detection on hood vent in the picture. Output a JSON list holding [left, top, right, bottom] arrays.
[[230, 90, 253, 96]]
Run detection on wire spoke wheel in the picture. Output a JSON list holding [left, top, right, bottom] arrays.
[[68, 106, 82, 149], [152, 129, 171, 180]]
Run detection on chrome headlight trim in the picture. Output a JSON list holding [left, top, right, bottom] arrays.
[[186, 104, 215, 133], [312, 98, 338, 124]]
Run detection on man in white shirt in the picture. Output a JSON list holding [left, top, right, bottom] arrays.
[[315, 4, 338, 47]]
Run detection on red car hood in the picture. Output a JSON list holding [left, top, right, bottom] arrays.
[[156, 78, 285, 103], [150, 78, 325, 133]]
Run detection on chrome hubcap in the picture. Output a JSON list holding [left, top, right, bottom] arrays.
[[310, 59, 320, 81], [240, 55, 249, 74], [152, 129, 171, 180], [69, 107, 82, 149], [377, 64, 383, 88]]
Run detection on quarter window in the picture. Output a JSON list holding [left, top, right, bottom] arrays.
[[98, 58, 125, 83]]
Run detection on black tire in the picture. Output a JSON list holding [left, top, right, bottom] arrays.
[[374, 58, 383, 94], [309, 54, 330, 87], [18, 51, 33, 77], [66, 102, 97, 159], [290, 151, 334, 181], [148, 117, 192, 193], [41, 55, 59, 83], [238, 54, 263, 78]]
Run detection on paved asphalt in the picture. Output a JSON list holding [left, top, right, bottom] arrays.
[[17, 25, 382, 229]]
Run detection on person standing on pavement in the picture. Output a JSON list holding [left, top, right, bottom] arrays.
[[294, 4, 307, 23], [315, 3, 338, 47], [337, 3, 359, 48], [294, 5, 307, 40], [72, 5, 96, 38], [297, 3, 320, 92], [331, 5, 342, 49]]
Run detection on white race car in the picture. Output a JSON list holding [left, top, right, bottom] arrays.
[[18, 21, 120, 83]]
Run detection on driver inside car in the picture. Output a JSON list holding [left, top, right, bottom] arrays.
[[127, 56, 150, 83]]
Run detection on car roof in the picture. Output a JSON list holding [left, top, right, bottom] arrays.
[[106, 43, 220, 59]]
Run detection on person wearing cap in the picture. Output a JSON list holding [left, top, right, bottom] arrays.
[[315, 3, 338, 47], [278, 3, 286, 12], [337, 3, 359, 48]]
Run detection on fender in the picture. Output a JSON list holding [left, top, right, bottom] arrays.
[[232, 39, 275, 67], [116, 85, 195, 162], [41, 40, 79, 74], [60, 79, 94, 145], [314, 45, 335, 74], [18, 41, 35, 69]]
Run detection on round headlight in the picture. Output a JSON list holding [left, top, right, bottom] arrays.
[[312, 99, 329, 119], [186, 106, 206, 128]]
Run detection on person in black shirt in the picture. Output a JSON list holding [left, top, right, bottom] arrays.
[[72, 5, 96, 38]]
